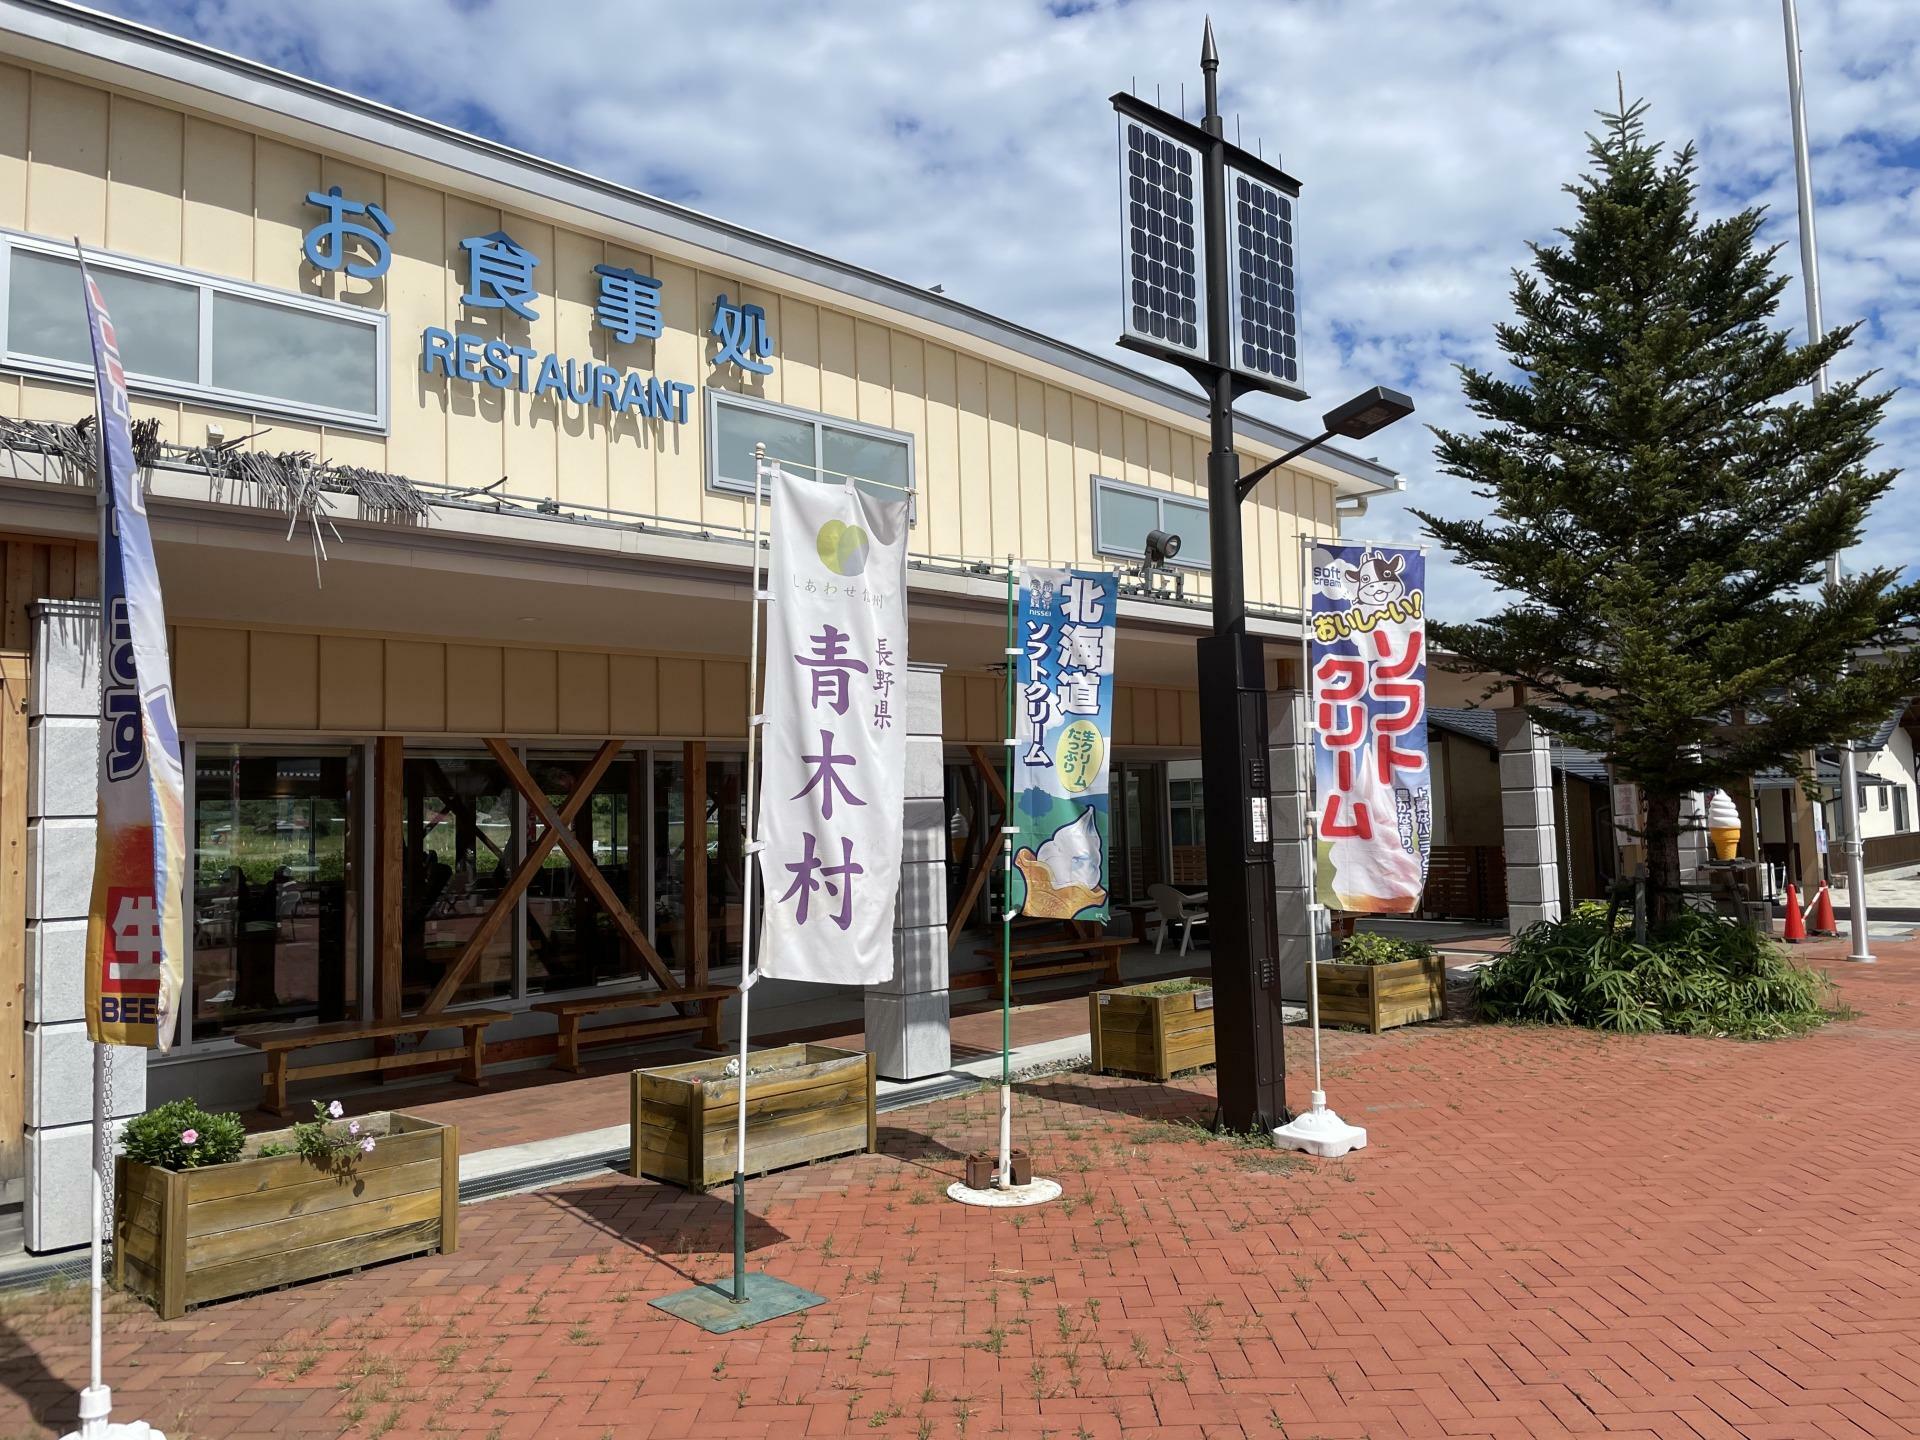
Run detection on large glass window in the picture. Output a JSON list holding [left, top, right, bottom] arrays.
[[190, 746, 359, 1041], [1093, 475, 1210, 568], [0, 231, 387, 429], [211, 292, 380, 417], [653, 754, 751, 973], [708, 391, 914, 513], [401, 754, 517, 1010], [8, 250, 199, 381], [525, 754, 650, 994]]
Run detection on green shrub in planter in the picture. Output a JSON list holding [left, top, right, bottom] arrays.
[[1475, 905, 1832, 1039], [1333, 932, 1438, 966], [120, 1098, 246, 1171]]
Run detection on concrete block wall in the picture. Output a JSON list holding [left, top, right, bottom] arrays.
[[25, 598, 146, 1253], [866, 663, 951, 1081], [1269, 687, 1326, 1005], [1496, 708, 1563, 933]]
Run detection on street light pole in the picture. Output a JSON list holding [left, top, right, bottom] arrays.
[[1781, 0, 1873, 962], [1111, 21, 1412, 1133]]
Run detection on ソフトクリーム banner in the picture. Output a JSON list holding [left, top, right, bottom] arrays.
[[81, 262, 188, 1049], [1011, 567, 1119, 922], [757, 470, 910, 985], [1309, 544, 1430, 914]]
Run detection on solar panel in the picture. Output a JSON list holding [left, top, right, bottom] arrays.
[[1118, 115, 1205, 362], [1225, 165, 1300, 390]]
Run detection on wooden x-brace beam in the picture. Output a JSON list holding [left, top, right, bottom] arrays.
[[420, 739, 678, 1014]]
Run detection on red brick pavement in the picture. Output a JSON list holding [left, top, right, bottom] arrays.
[[3, 935, 1916, 1440]]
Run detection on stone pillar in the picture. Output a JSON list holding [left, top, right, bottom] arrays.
[[25, 599, 146, 1253], [1497, 708, 1562, 933], [1269, 684, 1326, 1005], [866, 663, 950, 1081]]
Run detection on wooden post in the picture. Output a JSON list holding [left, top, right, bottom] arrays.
[[684, 741, 708, 990], [373, 736, 405, 1021], [627, 756, 646, 921], [437, 1120, 460, 1255]]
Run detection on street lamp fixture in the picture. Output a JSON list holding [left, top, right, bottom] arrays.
[[1235, 385, 1414, 502], [1144, 528, 1182, 567]]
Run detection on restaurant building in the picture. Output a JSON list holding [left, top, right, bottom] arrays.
[[0, 0, 1408, 1251]]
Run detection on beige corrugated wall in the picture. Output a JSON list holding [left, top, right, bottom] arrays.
[[170, 623, 751, 739], [0, 59, 1340, 611]]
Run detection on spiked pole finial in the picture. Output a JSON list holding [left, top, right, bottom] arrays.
[[1201, 15, 1218, 70]]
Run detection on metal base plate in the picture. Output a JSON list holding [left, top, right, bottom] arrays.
[[648, 1272, 827, 1333], [946, 1177, 1062, 1207]]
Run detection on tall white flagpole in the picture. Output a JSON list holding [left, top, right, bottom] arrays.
[[1274, 536, 1366, 1158], [1781, 0, 1873, 962]]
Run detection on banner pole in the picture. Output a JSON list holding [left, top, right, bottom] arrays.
[[1300, 536, 1325, 1101], [1274, 535, 1367, 1158], [999, 557, 1015, 1187], [730, 444, 771, 1304]]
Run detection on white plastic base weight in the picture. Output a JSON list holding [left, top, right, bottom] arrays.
[[60, 1385, 166, 1440], [1272, 1090, 1368, 1159], [946, 1177, 1061, 1207]]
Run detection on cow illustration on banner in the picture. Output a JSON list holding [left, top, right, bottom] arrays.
[[81, 260, 188, 1049], [1011, 567, 1118, 922], [757, 469, 911, 986], [1308, 544, 1430, 914]]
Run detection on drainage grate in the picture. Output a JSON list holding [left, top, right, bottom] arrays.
[[0, 1252, 92, 1296], [458, 1146, 627, 1205]]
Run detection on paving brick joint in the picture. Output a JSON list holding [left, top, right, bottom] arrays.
[[0, 932, 1915, 1439]]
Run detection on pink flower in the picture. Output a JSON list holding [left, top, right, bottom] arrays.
[[348, 1121, 360, 1136], [180, 1129, 198, 1146], [359, 1136, 375, 1155], [327, 1100, 344, 1120]]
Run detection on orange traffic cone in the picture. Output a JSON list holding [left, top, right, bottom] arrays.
[[1782, 883, 1807, 943], [1810, 883, 1839, 937]]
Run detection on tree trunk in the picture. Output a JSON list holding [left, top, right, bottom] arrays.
[[1642, 788, 1685, 930]]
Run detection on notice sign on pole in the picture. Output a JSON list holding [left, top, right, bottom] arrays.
[[80, 261, 187, 1049], [1011, 567, 1118, 922], [1308, 544, 1430, 914], [757, 469, 911, 986]]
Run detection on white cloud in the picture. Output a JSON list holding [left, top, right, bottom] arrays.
[[99, 0, 1919, 618]]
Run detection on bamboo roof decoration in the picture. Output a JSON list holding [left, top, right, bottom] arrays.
[[0, 415, 431, 583]]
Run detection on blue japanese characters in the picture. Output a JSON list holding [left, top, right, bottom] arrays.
[[300, 196, 779, 420], [1010, 568, 1119, 922]]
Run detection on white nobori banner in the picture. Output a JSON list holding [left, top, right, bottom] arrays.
[[757, 469, 911, 985]]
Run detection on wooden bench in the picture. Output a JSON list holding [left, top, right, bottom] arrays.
[[532, 986, 735, 1074], [236, 1010, 511, 1117], [955, 925, 1129, 1000]]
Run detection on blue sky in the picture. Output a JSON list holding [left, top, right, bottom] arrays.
[[94, 0, 1919, 618]]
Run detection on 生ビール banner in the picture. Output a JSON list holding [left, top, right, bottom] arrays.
[[757, 468, 910, 985], [1011, 567, 1118, 922], [1309, 543, 1430, 914], [81, 261, 187, 1049]]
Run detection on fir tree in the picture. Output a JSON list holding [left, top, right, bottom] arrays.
[[1416, 101, 1920, 925]]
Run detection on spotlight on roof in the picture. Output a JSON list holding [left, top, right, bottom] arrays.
[[1145, 529, 1182, 567]]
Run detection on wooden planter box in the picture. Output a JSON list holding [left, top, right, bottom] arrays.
[[1088, 981, 1215, 1082], [1316, 955, 1448, 1034], [114, 1111, 457, 1320], [630, 1044, 876, 1191]]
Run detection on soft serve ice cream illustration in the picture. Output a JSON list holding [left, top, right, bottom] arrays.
[[1014, 806, 1108, 919], [1324, 751, 1424, 913]]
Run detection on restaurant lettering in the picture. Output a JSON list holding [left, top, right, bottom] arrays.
[[305, 195, 777, 421]]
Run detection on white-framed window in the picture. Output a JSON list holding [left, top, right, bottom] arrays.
[[707, 389, 915, 516], [1092, 474, 1210, 569], [0, 230, 388, 431]]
